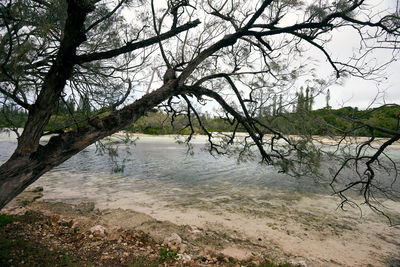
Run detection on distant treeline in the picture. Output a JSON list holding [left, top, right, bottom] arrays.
[[1, 102, 399, 138], [128, 105, 400, 138]]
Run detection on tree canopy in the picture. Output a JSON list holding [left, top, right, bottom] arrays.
[[1, 0, 400, 221]]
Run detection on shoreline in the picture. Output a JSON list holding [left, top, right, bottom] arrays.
[[111, 132, 400, 149], [2, 129, 399, 147], [1, 189, 304, 267], [2, 187, 400, 267]]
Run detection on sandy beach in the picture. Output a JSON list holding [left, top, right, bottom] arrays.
[[2, 185, 400, 267]]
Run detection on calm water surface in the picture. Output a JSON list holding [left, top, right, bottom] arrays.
[[1, 132, 399, 209]]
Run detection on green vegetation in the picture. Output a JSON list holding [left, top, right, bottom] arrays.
[[0, 214, 13, 227], [2, 104, 399, 138], [159, 247, 178, 263], [309, 105, 400, 137], [128, 105, 400, 138]]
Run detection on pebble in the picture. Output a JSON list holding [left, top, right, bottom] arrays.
[[163, 233, 182, 247], [90, 225, 106, 237], [180, 254, 192, 262], [179, 243, 187, 253], [288, 259, 308, 267], [49, 215, 60, 225]]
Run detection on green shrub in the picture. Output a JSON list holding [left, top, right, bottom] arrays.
[[159, 247, 178, 263], [0, 214, 13, 227]]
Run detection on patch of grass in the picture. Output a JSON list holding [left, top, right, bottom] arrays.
[[159, 247, 178, 263], [0, 214, 13, 227], [0, 236, 83, 267]]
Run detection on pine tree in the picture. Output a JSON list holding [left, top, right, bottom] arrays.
[[326, 89, 331, 109]]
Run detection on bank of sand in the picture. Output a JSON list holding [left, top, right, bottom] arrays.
[[2, 186, 400, 267]]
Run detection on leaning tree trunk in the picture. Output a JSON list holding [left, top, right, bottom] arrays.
[[0, 79, 181, 210], [0, 0, 203, 210], [0, 0, 183, 210], [0, 0, 94, 209]]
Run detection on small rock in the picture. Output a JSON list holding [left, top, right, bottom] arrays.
[[4, 207, 27, 215], [75, 233, 85, 240], [93, 230, 104, 238], [179, 243, 187, 253], [59, 219, 74, 228], [49, 215, 60, 225], [178, 254, 192, 262], [288, 259, 308, 267], [90, 225, 106, 236], [31, 186, 43, 193], [163, 233, 182, 247], [71, 221, 79, 230], [75, 202, 95, 214]]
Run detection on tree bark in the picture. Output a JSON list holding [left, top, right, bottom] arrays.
[[0, 79, 181, 210], [14, 0, 93, 157], [0, 0, 202, 211]]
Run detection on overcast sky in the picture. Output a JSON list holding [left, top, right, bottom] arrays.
[[123, 0, 399, 111], [303, 0, 399, 109]]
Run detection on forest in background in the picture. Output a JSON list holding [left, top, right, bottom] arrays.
[[2, 98, 399, 138]]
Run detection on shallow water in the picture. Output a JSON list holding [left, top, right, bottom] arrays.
[[0, 132, 399, 208]]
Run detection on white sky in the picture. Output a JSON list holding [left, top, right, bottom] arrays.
[[121, 0, 399, 111], [297, 0, 400, 109]]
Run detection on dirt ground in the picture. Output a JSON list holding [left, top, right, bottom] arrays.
[[0, 188, 303, 267], [1, 187, 400, 267]]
